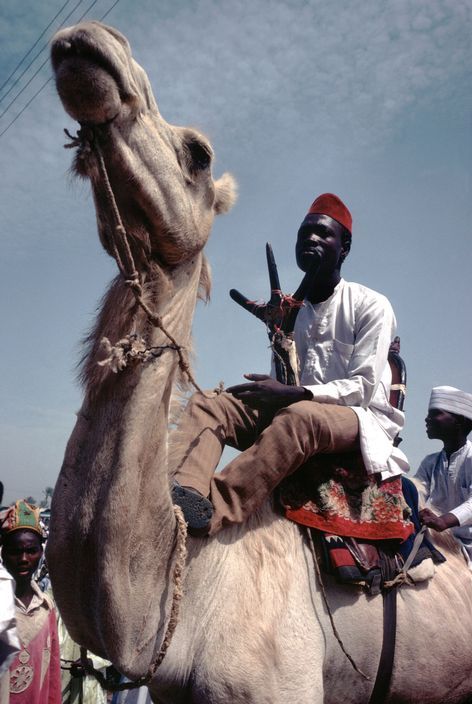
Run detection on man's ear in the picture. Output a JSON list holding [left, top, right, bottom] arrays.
[[340, 237, 351, 263], [457, 415, 472, 434]]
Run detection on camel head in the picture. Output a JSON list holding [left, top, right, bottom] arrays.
[[50, 21, 236, 269]]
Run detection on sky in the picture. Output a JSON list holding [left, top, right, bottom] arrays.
[[0, 0, 470, 505]]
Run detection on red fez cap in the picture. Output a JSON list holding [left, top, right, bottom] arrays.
[[307, 193, 352, 235]]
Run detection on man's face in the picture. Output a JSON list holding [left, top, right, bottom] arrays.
[[425, 408, 460, 441], [295, 214, 350, 274], [2, 529, 43, 584]]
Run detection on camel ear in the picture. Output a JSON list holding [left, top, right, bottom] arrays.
[[214, 173, 238, 214]]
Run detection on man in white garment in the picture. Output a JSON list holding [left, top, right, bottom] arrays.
[[171, 193, 408, 535], [416, 386, 472, 567]]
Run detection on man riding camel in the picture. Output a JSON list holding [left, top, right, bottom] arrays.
[[172, 193, 408, 535]]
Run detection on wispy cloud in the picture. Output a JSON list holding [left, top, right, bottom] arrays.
[[1, 0, 469, 213], [119, 0, 471, 156]]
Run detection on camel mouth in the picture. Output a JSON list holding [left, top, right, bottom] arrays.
[[51, 35, 126, 98]]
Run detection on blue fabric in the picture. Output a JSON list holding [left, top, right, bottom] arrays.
[[399, 476, 445, 565]]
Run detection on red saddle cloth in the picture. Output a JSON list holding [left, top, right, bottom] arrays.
[[279, 454, 414, 542]]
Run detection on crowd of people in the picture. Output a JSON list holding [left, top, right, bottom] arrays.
[[0, 495, 129, 704], [0, 492, 160, 704], [1, 194, 471, 703]]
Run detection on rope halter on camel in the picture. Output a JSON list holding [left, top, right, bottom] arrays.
[[64, 126, 198, 690], [64, 125, 212, 397]]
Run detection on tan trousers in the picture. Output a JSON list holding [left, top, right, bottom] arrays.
[[172, 392, 359, 534]]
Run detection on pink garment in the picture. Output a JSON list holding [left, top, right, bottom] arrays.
[[8, 584, 61, 704]]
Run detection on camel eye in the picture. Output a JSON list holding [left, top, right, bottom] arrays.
[[186, 138, 212, 170]]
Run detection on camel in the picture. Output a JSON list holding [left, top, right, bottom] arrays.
[[47, 21, 472, 704]]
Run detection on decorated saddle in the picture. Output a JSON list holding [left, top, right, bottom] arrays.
[[279, 465, 445, 591], [279, 453, 413, 541]]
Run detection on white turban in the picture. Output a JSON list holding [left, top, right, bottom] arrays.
[[429, 386, 472, 421]]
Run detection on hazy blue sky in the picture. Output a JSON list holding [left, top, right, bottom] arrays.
[[0, 0, 470, 504]]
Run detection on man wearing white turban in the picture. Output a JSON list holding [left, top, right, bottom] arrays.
[[416, 385, 472, 567]]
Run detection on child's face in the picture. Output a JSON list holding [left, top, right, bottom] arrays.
[[425, 408, 460, 441], [2, 530, 43, 584]]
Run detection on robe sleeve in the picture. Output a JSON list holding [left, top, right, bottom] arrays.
[[449, 492, 472, 526]]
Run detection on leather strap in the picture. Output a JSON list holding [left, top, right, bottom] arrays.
[[368, 552, 398, 704]]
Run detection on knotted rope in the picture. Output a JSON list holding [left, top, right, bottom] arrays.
[[270, 290, 305, 320], [64, 126, 211, 397], [64, 127, 195, 690], [383, 525, 427, 589], [244, 291, 305, 327]]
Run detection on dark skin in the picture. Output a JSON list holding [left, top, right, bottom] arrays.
[[227, 214, 351, 410], [419, 408, 469, 532], [2, 529, 43, 608]]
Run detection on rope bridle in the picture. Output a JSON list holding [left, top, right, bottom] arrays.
[[64, 124, 206, 395], [64, 124, 201, 690]]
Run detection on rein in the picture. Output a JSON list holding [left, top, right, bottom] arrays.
[[307, 524, 428, 702], [64, 124, 196, 689], [64, 124, 207, 396]]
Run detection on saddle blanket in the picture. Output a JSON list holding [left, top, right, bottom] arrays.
[[279, 457, 414, 542]]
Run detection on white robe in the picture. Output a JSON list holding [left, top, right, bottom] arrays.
[[415, 440, 472, 561], [293, 278, 408, 479]]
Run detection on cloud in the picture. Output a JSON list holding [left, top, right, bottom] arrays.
[[1, 0, 469, 207], [115, 0, 471, 159]]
